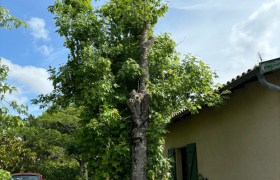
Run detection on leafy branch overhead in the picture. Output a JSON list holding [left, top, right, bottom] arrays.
[[0, 59, 28, 134], [0, 5, 28, 30]]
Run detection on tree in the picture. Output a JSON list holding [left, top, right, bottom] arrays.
[[12, 107, 85, 179], [36, 107, 85, 178], [33, 0, 228, 179], [0, 63, 30, 177], [0, 133, 37, 174], [0, 5, 29, 178], [0, 5, 27, 30]]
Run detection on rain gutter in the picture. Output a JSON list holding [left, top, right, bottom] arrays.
[[257, 57, 280, 93], [171, 57, 280, 122]]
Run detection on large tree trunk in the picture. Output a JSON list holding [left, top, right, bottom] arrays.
[[127, 20, 155, 180]]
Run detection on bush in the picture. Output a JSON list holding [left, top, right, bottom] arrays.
[[0, 169, 11, 180], [35, 162, 80, 180]]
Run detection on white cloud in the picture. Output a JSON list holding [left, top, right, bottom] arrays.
[[36, 45, 54, 56], [227, 0, 280, 66], [171, 1, 221, 10], [42, 48, 69, 67], [160, 0, 280, 85], [170, 0, 266, 11], [4, 87, 28, 106], [1, 58, 53, 94], [27, 17, 50, 40], [230, 1, 280, 53], [208, 0, 280, 84], [27, 17, 54, 55]]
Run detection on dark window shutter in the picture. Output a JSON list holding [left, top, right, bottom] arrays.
[[186, 143, 198, 180], [168, 148, 177, 180], [181, 147, 188, 180]]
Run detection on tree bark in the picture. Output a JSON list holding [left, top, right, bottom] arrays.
[[127, 20, 155, 180], [85, 162, 88, 180], [79, 160, 84, 178]]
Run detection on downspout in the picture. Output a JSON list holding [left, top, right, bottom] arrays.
[[257, 72, 280, 93], [257, 61, 280, 93]]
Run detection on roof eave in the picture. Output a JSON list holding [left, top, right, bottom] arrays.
[[171, 67, 259, 122]]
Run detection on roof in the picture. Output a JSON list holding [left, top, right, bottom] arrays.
[[171, 57, 280, 122], [12, 173, 41, 176]]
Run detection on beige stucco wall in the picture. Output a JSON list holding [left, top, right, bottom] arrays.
[[163, 69, 280, 180]]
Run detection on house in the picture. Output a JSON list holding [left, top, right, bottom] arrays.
[[163, 57, 280, 180]]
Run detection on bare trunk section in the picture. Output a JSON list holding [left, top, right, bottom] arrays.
[[79, 160, 84, 178], [85, 162, 88, 180], [139, 21, 154, 94], [127, 21, 155, 180]]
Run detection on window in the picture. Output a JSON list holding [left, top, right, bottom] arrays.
[[12, 176, 40, 180], [168, 143, 198, 180]]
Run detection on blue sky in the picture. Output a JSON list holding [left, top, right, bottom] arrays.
[[1, 0, 280, 116]]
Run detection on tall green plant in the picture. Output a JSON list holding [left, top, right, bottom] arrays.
[[33, 0, 228, 179]]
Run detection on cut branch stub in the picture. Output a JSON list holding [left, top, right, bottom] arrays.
[[127, 90, 149, 124], [127, 89, 149, 180]]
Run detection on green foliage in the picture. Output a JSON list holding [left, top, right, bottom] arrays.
[[0, 5, 28, 30], [34, 107, 83, 162], [0, 5, 29, 178], [0, 59, 28, 134], [0, 169, 11, 180], [78, 106, 131, 179], [10, 107, 84, 179], [0, 133, 37, 173], [32, 0, 229, 179], [35, 161, 80, 180], [0, 7, 28, 134]]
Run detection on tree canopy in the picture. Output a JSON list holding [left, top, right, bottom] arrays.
[[10, 108, 85, 180], [29, 0, 229, 179], [0, 133, 37, 173]]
